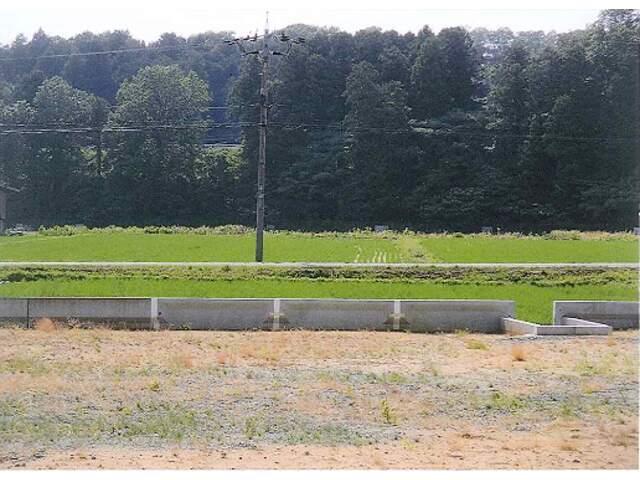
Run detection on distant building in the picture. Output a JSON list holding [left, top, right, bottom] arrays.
[[0, 183, 19, 235]]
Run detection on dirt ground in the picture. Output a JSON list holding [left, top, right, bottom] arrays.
[[0, 327, 637, 469]]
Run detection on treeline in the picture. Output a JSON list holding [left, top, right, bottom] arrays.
[[0, 10, 638, 231]]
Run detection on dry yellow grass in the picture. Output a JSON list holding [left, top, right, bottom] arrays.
[[511, 344, 526, 362], [609, 425, 637, 447], [215, 351, 230, 365], [559, 440, 578, 452], [464, 338, 489, 350], [581, 381, 604, 394], [0, 329, 637, 470], [171, 352, 195, 369], [34, 318, 57, 333]]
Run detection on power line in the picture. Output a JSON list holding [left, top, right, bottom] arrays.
[[0, 29, 635, 67], [0, 119, 246, 129], [0, 41, 233, 63], [0, 123, 246, 135], [0, 30, 304, 64], [0, 121, 637, 143]]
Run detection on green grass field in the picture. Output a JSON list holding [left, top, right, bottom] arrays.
[[420, 236, 638, 263], [0, 233, 405, 263], [0, 231, 637, 263], [0, 229, 635, 324]]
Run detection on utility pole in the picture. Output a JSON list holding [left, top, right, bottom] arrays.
[[255, 19, 269, 262], [228, 14, 305, 262]]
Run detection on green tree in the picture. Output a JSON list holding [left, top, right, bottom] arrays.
[[24, 77, 99, 224], [106, 65, 210, 224], [410, 33, 448, 118], [438, 27, 477, 110], [343, 62, 413, 224]]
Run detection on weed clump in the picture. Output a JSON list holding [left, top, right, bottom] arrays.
[[511, 344, 526, 361], [485, 392, 524, 412], [380, 398, 397, 425], [465, 338, 489, 350], [148, 379, 161, 392], [244, 416, 264, 440]]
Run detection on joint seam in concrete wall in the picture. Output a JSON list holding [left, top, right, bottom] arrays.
[[393, 300, 401, 331], [150, 297, 159, 330], [272, 298, 281, 331]]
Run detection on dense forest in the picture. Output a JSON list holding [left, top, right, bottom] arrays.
[[0, 9, 638, 232]]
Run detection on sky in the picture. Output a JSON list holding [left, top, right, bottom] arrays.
[[0, 0, 630, 45]]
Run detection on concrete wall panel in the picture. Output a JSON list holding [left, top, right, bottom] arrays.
[[553, 301, 639, 329], [0, 298, 28, 327], [28, 297, 151, 329], [403, 300, 515, 333], [158, 298, 272, 330], [281, 299, 393, 330], [502, 317, 537, 335]]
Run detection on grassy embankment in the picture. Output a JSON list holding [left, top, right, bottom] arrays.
[[0, 265, 635, 324]]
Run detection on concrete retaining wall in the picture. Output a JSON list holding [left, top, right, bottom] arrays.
[[0, 297, 515, 333], [504, 316, 611, 336], [553, 301, 639, 330], [0, 298, 28, 327], [158, 298, 273, 330], [160, 298, 513, 332], [556, 317, 613, 335], [502, 317, 538, 335], [1, 297, 633, 334], [281, 299, 393, 331], [27, 297, 152, 329], [403, 300, 513, 333]]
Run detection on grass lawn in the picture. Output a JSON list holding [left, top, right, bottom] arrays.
[[0, 231, 637, 263], [0, 277, 634, 324]]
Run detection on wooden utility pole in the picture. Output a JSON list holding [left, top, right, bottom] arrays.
[[255, 21, 269, 262], [228, 15, 305, 262]]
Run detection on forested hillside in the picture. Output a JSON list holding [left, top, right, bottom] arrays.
[[0, 9, 638, 231]]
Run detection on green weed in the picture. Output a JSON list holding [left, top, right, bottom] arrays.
[[485, 392, 525, 412], [465, 339, 489, 350], [244, 415, 265, 440], [148, 379, 161, 392], [381, 398, 397, 425]]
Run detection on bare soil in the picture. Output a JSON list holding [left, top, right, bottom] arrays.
[[0, 328, 637, 469]]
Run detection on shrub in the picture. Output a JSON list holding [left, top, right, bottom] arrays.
[[546, 230, 582, 240], [38, 225, 88, 236]]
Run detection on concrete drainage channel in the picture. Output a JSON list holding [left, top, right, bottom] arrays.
[[0, 298, 637, 335]]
